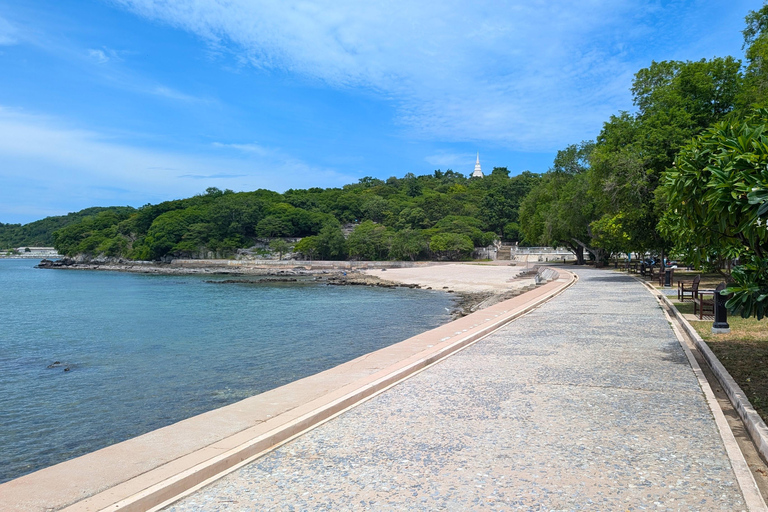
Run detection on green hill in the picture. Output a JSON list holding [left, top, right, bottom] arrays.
[[0, 206, 136, 249]]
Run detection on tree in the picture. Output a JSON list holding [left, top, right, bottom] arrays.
[[389, 228, 427, 261], [661, 109, 768, 318], [589, 58, 742, 258], [269, 239, 292, 260], [316, 221, 347, 260], [479, 171, 540, 240], [347, 221, 390, 260], [294, 236, 318, 261], [741, 3, 768, 109], [519, 143, 596, 264], [255, 216, 291, 237], [432, 215, 496, 247], [429, 233, 474, 260], [403, 173, 423, 197], [360, 196, 390, 223]]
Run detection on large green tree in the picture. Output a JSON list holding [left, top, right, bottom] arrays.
[[661, 109, 768, 318], [519, 142, 595, 264], [741, 2, 768, 109]]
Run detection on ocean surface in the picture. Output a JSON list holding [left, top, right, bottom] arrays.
[[0, 259, 452, 483]]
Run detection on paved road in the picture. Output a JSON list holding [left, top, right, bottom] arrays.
[[166, 268, 747, 511]]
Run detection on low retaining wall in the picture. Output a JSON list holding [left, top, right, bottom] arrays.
[[171, 259, 447, 270]]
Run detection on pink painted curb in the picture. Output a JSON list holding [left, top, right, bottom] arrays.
[[0, 268, 575, 512]]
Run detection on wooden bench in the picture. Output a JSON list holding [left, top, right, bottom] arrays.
[[694, 281, 717, 319], [678, 274, 700, 301], [641, 264, 658, 279]]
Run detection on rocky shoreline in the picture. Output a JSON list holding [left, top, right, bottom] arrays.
[[37, 258, 518, 319]]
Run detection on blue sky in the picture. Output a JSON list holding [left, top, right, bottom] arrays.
[[0, 0, 757, 224]]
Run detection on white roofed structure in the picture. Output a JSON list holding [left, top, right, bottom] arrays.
[[471, 153, 484, 178]]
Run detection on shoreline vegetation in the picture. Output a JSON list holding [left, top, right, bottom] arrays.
[[34, 258, 540, 319]]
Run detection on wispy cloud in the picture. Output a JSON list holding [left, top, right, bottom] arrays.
[[151, 85, 206, 102], [212, 141, 269, 156], [0, 15, 18, 45], [180, 173, 248, 179], [87, 48, 110, 64], [0, 13, 206, 105], [423, 151, 475, 169], [113, 0, 671, 150], [87, 46, 124, 64]]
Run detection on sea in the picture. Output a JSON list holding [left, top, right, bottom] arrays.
[[0, 258, 453, 483]]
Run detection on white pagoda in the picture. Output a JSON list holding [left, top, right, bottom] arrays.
[[471, 152, 484, 178]]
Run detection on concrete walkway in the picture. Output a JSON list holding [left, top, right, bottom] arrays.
[[165, 268, 751, 511]]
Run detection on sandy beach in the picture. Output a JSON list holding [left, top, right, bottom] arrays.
[[363, 262, 531, 293]]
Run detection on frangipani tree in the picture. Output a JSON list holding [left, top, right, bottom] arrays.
[[661, 109, 768, 318]]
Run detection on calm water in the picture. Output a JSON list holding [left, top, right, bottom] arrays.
[[0, 259, 452, 483]]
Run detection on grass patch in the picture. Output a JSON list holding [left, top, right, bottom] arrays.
[[670, 299, 768, 421]]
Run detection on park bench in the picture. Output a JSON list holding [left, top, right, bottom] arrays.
[[678, 274, 700, 301], [641, 263, 656, 279], [693, 281, 717, 320]]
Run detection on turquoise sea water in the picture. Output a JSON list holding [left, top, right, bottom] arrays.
[[0, 259, 452, 483]]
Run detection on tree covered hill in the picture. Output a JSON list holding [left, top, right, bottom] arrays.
[[49, 169, 540, 261], [0, 207, 135, 250]]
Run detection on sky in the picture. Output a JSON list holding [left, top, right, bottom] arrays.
[[0, 0, 758, 224]]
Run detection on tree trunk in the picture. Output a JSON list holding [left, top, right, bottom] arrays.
[[572, 237, 600, 264], [574, 245, 585, 265], [565, 242, 585, 265]]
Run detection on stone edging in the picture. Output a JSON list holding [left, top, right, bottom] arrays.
[[640, 281, 768, 464], [660, 292, 768, 464], [2, 268, 576, 512]]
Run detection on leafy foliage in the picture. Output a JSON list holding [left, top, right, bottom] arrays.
[[429, 233, 474, 260], [0, 207, 134, 249], [661, 109, 768, 317], [45, 170, 537, 262]]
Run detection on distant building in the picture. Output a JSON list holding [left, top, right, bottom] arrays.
[[471, 153, 484, 178], [14, 247, 61, 258]]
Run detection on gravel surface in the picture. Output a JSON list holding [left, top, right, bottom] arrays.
[[166, 268, 746, 511]]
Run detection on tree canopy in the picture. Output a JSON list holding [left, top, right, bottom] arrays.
[[43, 172, 541, 262]]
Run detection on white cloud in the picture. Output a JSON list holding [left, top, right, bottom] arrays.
[[423, 151, 475, 169], [211, 141, 269, 156], [0, 15, 18, 45], [151, 85, 205, 102], [88, 48, 110, 64], [0, 107, 356, 222], [112, 0, 660, 150]]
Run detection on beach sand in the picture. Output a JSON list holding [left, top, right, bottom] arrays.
[[363, 262, 532, 293]]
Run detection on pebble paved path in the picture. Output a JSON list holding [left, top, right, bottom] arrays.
[[166, 268, 747, 511]]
